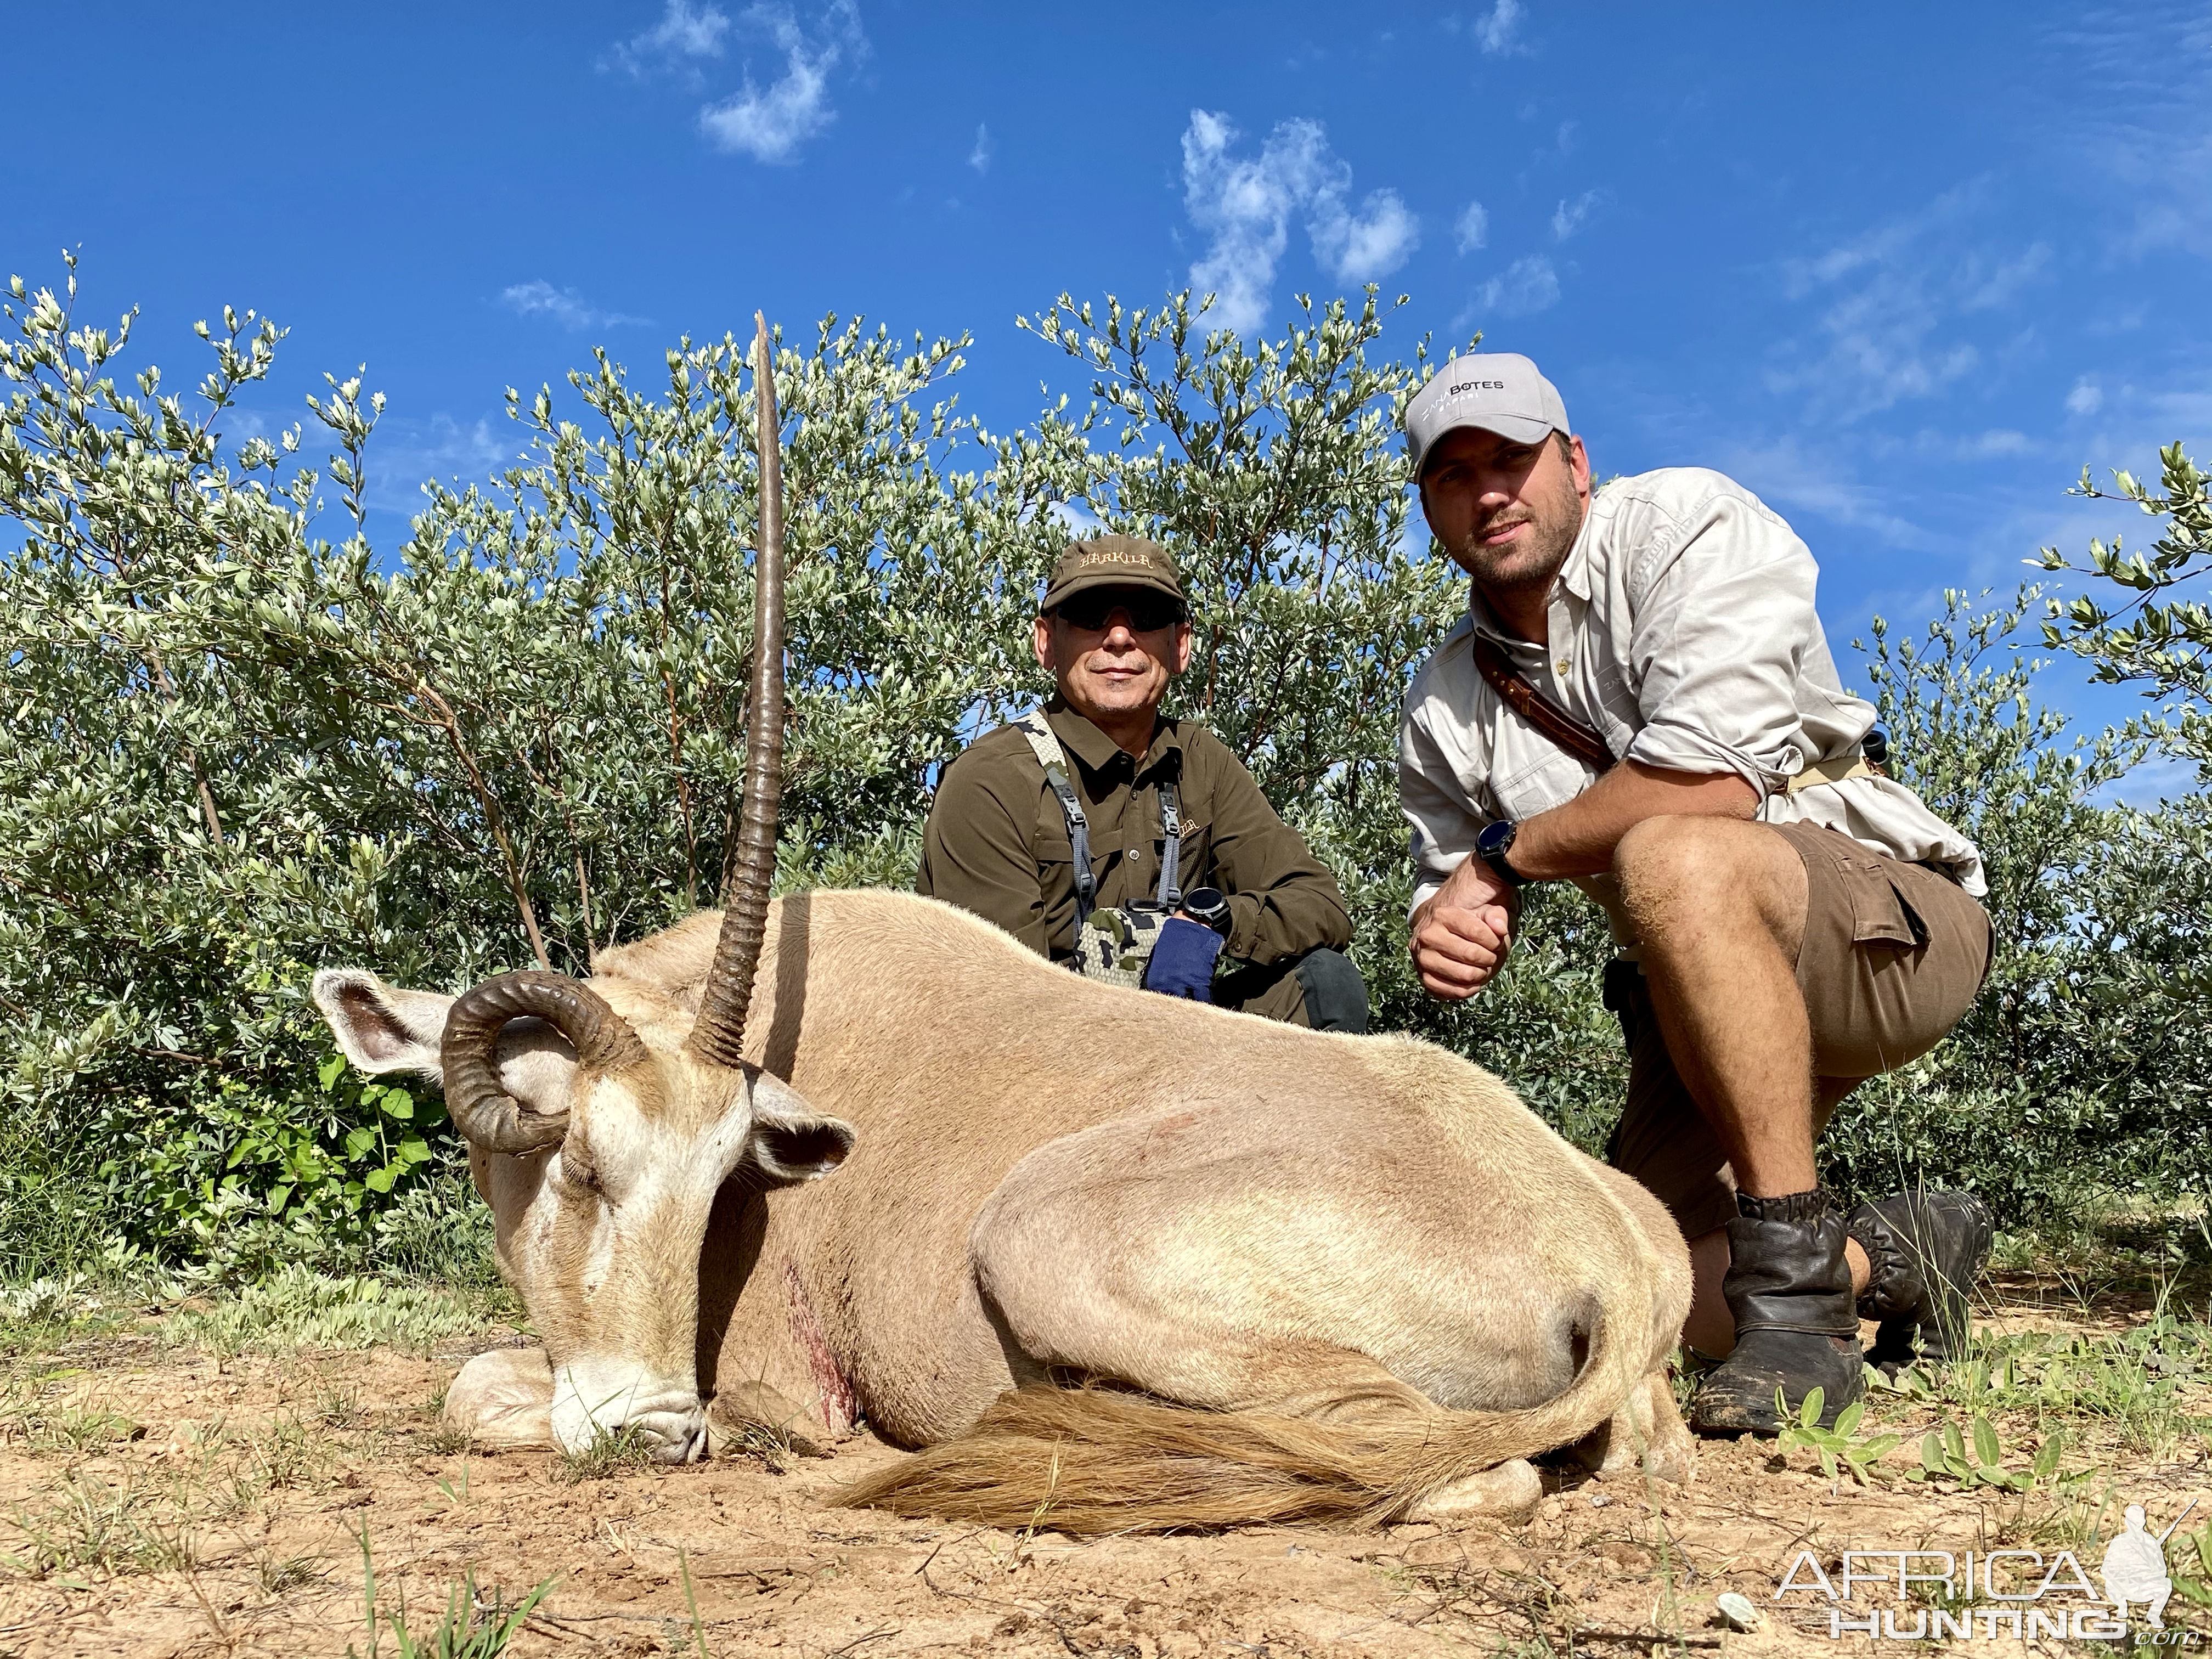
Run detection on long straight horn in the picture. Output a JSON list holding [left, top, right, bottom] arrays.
[[687, 313, 787, 1071]]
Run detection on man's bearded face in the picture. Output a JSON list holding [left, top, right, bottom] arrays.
[[1420, 428, 1590, 602]]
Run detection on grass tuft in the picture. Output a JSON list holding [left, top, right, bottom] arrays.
[[551, 1421, 659, 1484], [163, 1266, 503, 1358], [348, 1519, 555, 1658], [2, 1470, 196, 1580]]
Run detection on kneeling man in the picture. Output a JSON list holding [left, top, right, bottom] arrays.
[[921, 536, 1368, 1031], [1397, 356, 1994, 1433]]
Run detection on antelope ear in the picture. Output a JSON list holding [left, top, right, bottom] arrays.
[[313, 969, 454, 1077], [743, 1077, 855, 1187]]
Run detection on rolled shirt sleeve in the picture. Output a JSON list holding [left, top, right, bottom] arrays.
[[1619, 489, 1825, 799]]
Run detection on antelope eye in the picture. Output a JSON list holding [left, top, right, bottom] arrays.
[[560, 1143, 606, 1197]]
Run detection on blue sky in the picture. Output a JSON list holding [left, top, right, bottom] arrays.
[[7, 2, 2208, 789]]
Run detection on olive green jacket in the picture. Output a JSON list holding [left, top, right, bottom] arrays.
[[916, 698, 1352, 967]]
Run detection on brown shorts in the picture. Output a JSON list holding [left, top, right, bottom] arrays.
[[1605, 820, 1993, 1242]]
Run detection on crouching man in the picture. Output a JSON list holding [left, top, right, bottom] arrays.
[[1396, 354, 1994, 1434], [920, 535, 1368, 1031]]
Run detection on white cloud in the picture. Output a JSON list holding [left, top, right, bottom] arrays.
[[1315, 189, 1421, 282], [1454, 201, 1489, 254], [1550, 188, 1606, 242], [499, 280, 651, 332], [698, 2, 863, 164], [2041, 7, 2212, 260], [1961, 428, 2032, 458], [364, 414, 515, 515], [1771, 185, 2052, 424], [1719, 435, 1942, 551], [1050, 499, 1102, 535], [2068, 376, 2105, 415], [1965, 242, 2051, 309], [1474, 0, 1524, 55], [608, 0, 731, 76], [1180, 110, 1419, 334], [1475, 254, 1560, 318], [968, 123, 992, 174], [2101, 752, 2206, 809]]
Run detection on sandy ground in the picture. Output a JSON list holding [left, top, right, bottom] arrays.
[[0, 1277, 2205, 1658]]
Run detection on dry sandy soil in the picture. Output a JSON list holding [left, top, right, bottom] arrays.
[[0, 1274, 2205, 1658]]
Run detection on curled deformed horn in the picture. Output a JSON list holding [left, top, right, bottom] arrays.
[[687, 312, 787, 1073], [441, 970, 648, 1154]]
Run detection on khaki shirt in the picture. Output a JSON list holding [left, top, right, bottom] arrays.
[[1400, 466, 1987, 943], [918, 698, 1351, 966]]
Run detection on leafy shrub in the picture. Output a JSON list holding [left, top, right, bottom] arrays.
[[2040, 441, 2212, 774], [0, 257, 1037, 1276], [1820, 588, 2212, 1219], [2, 255, 2205, 1276]]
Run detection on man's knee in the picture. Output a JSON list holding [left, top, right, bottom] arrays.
[[1617, 816, 1799, 933], [1617, 814, 1743, 892], [1295, 948, 1369, 1034]]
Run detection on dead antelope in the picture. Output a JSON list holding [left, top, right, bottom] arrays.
[[313, 318, 1696, 1529]]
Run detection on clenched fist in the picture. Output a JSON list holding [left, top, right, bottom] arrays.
[[1409, 856, 1519, 1000]]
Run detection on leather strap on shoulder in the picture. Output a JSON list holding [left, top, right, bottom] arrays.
[[1469, 635, 1615, 773]]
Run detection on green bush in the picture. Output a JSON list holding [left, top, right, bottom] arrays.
[[2040, 440, 2212, 775], [2, 255, 2205, 1277], [1821, 588, 2211, 1219]]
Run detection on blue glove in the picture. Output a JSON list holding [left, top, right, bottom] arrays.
[[1144, 916, 1224, 1002]]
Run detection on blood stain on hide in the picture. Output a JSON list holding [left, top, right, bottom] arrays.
[[786, 1260, 857, 1435]]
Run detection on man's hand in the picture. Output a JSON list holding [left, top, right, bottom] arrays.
[[1409, 857, 1517, 1001]]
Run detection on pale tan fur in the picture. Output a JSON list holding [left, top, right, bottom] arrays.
[[318, 889, 1694, 1528]]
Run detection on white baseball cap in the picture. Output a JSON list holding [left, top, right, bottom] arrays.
[[1404, 352, 1571, 477]]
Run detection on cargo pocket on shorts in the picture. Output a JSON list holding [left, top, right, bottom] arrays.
[[1837, 850, 1928, 951]]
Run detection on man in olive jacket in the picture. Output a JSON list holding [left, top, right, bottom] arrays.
[[918, 535, 1368, 1030]]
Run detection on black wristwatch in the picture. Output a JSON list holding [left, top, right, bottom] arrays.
[[1181, 885, 1233, 937], [1475, 819, 1530, 889]]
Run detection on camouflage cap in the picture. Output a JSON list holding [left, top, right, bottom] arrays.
[[1039, 535, 1184, 613]]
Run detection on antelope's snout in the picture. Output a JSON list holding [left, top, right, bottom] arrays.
[[550, 1356, 710, 1464]]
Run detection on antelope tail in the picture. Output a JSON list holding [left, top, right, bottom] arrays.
[[840, 1271, 1655, 1533]]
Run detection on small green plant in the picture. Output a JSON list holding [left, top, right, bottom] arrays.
[[1904, 1415, 2066, 1493], [348, 1520, 555, 1658], [551, 1420, 657, 1484], [163, 1267, 493, 1357], [718, 1417, 806, 1474], [1773, 1389, 1902, 1486], [433, 1461, 471, 1510], [2170, 1522, 2212, 1611], [240, 1412, 335, 1492], [258, 1551, 324, 1594], [38, 1404, 146, 1455], [317, 1379, 364, 1427], [678, 1549, 712, 1658], [2, 1470, 195, 1579], [0, 1368, 147, 1457]]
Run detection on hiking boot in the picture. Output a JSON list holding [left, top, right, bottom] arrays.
[[1846, 1188, 1993, 1376], [1688, 1190, 1863, 1437]]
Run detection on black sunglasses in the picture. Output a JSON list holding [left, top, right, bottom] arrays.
[[1052, 589, 1187, 632]]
